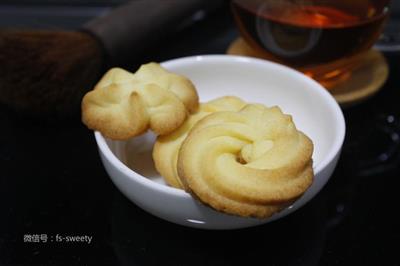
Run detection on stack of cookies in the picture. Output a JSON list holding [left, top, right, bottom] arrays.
[[82, 63, 314, 218]]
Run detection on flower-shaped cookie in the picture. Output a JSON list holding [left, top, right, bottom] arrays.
[[177, 104, 314, 218], [81, 63, 199, 140], [153, 96, 247, 188]]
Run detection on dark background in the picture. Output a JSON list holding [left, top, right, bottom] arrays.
[[1, 1, 400, 265]]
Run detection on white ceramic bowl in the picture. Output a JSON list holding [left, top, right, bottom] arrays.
[[95, 55, 345, 230]]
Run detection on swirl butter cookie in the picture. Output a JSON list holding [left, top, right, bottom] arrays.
[[177, 104, 314, 218], [153, 96, 246, 188], [81, 63, 199, 140]]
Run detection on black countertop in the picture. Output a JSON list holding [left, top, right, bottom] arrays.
[[1, 3, 400, 266]]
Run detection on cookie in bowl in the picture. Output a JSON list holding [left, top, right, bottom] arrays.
[[177, 104, 314, 218], [153, 96, 247, 188], [82, 62, 199, 140]]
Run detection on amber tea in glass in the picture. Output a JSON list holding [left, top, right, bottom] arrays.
[[231, 0, 390, 88]]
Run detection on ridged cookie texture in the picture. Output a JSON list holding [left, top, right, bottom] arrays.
[[177, 104, 314, 218], [81, 63, 199, 140], [153, 96, 247, 188]]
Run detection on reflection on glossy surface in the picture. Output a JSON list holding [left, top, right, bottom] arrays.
[[344, 113, 400, 176], [110, 190, 328, 266]]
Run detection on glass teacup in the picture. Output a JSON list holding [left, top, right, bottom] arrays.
[[231, 0, 391, 89]]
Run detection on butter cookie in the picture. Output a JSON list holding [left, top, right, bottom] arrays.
[[177, 104, 314, 218], [153, 96, 246, 188], [82, 63, 199, 140]]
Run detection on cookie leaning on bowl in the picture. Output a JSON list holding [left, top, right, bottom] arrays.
[[177, 104, 314, 218], [81, 62, 199, 140], [153, 96, 247, 188]]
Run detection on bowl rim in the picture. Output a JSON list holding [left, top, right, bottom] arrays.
[[94, 54, 346, 199]]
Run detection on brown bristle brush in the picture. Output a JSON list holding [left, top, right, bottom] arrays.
[[0, 0, 220, 118]]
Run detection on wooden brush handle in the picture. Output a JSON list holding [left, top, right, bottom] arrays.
[[83, 0, 214, 66]]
